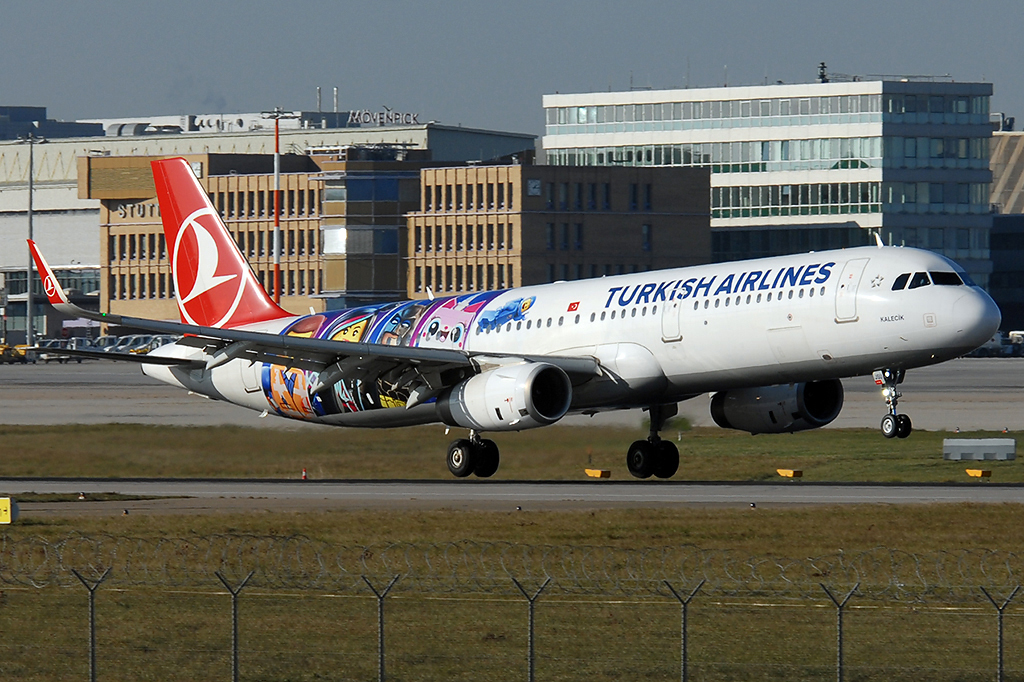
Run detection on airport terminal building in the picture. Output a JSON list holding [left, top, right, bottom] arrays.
[[542, 75, 994, 286]]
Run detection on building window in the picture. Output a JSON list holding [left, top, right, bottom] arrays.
[[629, 184, 638, 211], [456, 185, 463, 210], [507, 224, 514, 251], [487, 224, 494, 250], [446, 225, 453, 251], [548, 264, 556, 283], [574, 183, 583, 210], [487, 183, 494, 209], [561, 264, 569, 280], [588, 183, 597, 210], [506, 182, 513, 210], [435, 186, 443, 212], [642, 224, 652, 251], [644, 184, 653, 211], [424, 186, 432, 211], [497, 183, 504, 209], [574, 223, 584, 250], [559, 183, 568, 210], [546, 223, 555, 250], [424, 266, 431, 292], [545, 182, 554, 209], [561, 223, 570, 250], [129, 234, 136, 260], [466, 265, 473, 290], [487, 264, 494, 289], [497, 224, 505, 250]]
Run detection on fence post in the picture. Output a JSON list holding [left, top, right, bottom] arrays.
[[216, 571, 254, 682], [664, 579, 705, 682], [362, 574, 400, 682], [820, 582, 858, 682], [981, 585, 1021, 682], [511, 576, 551, 682], [71, 568, 111, 682]]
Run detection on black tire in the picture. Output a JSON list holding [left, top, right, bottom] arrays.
[[627, 440, 655, 479], [896, 414, 912, 439], [474, 439, 500, 478], [653, 440, 679, 479], [447, 439, 476, 478], [881, 414, 898, 439]]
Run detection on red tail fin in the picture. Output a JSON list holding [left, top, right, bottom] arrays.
[[152, 157, 291, 328]]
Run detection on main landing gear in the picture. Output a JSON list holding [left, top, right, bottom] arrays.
[[447, 431, 500, 478], [874, 368, 913, 439], [627, 404, 680, 479]]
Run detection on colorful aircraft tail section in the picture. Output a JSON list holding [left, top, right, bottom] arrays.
[[151, 157, 292, 329]]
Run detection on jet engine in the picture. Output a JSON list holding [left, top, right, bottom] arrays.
[[436, 362, 572, 431], [710, 379, 844, 434]]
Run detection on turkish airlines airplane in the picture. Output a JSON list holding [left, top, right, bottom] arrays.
[[31, 157, 1000, 479]]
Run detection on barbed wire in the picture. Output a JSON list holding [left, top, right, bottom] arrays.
[[1, 533, 1022, 603]]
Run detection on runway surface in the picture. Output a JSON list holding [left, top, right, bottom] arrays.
[[4, 478, 1024, 515], [1, 357, 1023, 431]]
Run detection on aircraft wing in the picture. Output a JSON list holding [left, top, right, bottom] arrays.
[[28, 241, 599, 396]]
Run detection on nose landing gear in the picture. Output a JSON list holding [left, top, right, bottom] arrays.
[[447, 431, 500, 478], [874, 369, 912, 439], [627, 403, 680, 479]]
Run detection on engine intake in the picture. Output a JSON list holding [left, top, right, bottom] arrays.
[[710, 379, 844, 434], [437, 362, 572, 431]]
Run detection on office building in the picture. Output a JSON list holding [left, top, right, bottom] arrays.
[[407, 165, 710, 298], [543, 74, 994, 285]]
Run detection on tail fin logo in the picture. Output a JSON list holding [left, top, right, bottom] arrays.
[[172, 207, 247, 327]]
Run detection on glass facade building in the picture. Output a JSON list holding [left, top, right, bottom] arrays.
[[543, 80, 994, 286]]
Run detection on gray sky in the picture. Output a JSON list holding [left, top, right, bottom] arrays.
[[1, 0, 1020, 137]]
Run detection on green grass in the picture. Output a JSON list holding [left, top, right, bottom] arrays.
[[0, 423, 1020, 482], [4, 424, 1024, 679]]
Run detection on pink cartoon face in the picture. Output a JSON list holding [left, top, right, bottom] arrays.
[[415, 293, 494, 350]]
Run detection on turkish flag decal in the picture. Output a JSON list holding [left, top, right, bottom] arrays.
[[567, 301, 580, 312]]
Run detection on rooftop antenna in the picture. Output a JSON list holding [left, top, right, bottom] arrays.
[[818, 62, 829, 83], [333, 87, 338, 113], [317, 86, 322, 112]]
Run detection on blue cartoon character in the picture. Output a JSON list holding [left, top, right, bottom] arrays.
[[476, 296, 536, 332]]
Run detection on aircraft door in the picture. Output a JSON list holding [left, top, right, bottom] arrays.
[[661, 297, 682, 342], [834, 258, 869, 322]]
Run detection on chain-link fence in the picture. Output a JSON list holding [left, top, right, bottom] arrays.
[[4, 534, 1024, 680]]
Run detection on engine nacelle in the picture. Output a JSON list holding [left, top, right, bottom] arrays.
[[710, 379, 844, 434], [437, 362, 572, 431]]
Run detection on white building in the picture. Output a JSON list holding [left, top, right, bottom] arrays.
[[543, 77, 994, 285]]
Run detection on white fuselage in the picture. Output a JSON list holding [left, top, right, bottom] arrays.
[[144, 246, 1000, 427]]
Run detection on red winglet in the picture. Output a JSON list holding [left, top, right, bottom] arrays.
[[151, 157, 292, 329], [28, 239, 72, 308]]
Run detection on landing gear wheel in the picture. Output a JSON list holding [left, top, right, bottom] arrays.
[[880, 414, 898, 439], [627, 440, 656, 479], [653, 440, 679, 479], [447, 439, 476, 478], [473, 439, 500, 478], [896, 414, 912, 439]]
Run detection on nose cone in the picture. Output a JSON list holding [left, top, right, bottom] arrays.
[[952, 289, 1002, 351]]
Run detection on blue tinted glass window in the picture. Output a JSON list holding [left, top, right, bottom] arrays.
[[375, 179, 399, 201], [346, 180, 374, 201]]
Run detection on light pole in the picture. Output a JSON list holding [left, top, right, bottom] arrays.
[[19, 133, 45, 346], [261, 108, 299, 304]]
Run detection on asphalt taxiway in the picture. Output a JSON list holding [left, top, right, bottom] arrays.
[[3, 479, 1024, 515], [1, 357, 1022, 431]]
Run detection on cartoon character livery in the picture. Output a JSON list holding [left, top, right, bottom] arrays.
[[30, 157, 1000, 479]]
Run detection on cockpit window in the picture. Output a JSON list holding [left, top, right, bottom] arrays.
[[930, 271, 963, 286], [892, 273, 911, 291], [907, 272, 931, 289]]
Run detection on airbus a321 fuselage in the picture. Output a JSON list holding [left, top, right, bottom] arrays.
[[30, 157, 1001, 478]]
